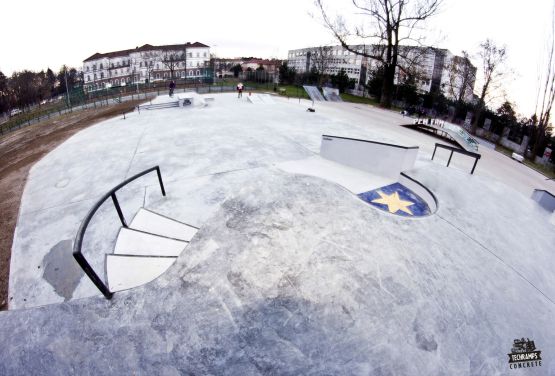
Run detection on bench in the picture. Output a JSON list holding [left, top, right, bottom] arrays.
[[512, 152, 524, 162]]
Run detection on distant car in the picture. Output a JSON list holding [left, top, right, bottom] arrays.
[[9, 108, 22, 117]]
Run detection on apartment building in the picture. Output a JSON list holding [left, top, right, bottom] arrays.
[[83, 42, 210, 92], [287, 45, 476, 102]]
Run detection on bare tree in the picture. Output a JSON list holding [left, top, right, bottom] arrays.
[[315, 0, 442, 108], [310, 45, 335, 84], [160, 49, 185, 80], [140, 51, 157, 84], [471, 39, 508, 134], [445, 51, 476, 103], [532, 3, 555, 159]]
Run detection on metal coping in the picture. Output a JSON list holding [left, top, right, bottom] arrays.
[[434, 143, 481, 159], [400, 172, 439, 213], [533, 189, 555, 198], [322, 135, 419, 150]]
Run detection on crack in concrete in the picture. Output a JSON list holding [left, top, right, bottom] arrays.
[[437, 213, 555, 306]]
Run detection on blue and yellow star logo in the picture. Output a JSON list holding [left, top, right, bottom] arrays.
[[371, 191, 414, 215], [358, 182, 431, 217]]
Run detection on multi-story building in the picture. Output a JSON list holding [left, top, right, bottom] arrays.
[[212, 57, 282, 78], [83, 42, 210, 92], [287, 45, 476, 102]]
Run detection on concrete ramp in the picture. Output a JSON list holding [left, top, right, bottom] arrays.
[[247, 94, 264, 104], [303, 85, 325, 101], [259, 94, 275, 103], [247, 94, 276, 104], [277, 135, 435, 217], [411, 119, 479, 152], [323, 87, 343, 102]]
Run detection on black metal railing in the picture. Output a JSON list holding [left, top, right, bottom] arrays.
[[431, 143, 481, 174], [72, 166, 166, 299]]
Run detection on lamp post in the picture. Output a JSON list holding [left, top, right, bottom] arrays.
[[64, 66, 71, 108]]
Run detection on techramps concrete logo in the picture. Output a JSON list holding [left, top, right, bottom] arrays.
[[508, 338, 542, 370]]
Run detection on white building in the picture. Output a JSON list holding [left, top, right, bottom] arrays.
[[83, 42, 210, 92], [287, 45, 476, 102]]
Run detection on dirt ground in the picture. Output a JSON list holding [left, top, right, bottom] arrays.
[[0, 101, 145, 310]]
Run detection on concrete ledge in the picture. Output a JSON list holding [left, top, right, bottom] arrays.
[[531, 189, 555, 211], [320, 135, 418, 180]]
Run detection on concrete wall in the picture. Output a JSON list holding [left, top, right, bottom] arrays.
[[531, 189, 555, 212], [320, 135, 418, 180], [475, 128, 500, 143], [499, 135, 529, 155]]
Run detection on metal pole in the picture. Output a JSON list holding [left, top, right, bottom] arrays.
[[431, 144, 437, 160], [64, 67, 71, 108], [471, 158, 478, 174], [447, 150, 454, 167], [111, 192, 127, 227], [73, 252, 113, 299], [156, 167, 166, 196]]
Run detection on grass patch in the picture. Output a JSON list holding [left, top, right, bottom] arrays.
[[340, 93, 379, 106], [495, 144, 555, 179], [275, 85, 310, 99]]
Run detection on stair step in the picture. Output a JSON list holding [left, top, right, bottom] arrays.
[[114, 228, 188, 256], [129, 208, 198, 242], [106, 254, 177, 292]]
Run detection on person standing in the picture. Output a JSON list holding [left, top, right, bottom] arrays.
[[237, 82, 244, 98], [169, 80, 176, 97]]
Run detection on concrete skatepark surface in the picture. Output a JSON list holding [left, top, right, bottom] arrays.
[[1, 93, 554, 374]]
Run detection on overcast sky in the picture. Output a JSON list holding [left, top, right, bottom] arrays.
[[1, 0, 553, 116]]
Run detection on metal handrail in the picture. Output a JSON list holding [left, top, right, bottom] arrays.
[[72, 166, 166, 299], [431, 143, 481, 174]]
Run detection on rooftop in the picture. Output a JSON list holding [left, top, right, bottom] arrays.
[[84, 42, 210, 62]]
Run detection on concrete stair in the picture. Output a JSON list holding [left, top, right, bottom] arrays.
[[106, 208, 198, 292]]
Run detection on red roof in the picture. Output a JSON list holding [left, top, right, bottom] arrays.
[[84, 42, 209, 62]]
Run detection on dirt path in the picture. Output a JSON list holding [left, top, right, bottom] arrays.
[[0, 101, 145, 310]]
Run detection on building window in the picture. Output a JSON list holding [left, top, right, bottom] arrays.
[[100, 63, 103, 69], [100, 72, 104, 78], [94, 74, 97, 80], [196, 70, 200, 76], [188, 70, 193, 76], [93, 64, 97, 70], [87, 75, 90, 82]]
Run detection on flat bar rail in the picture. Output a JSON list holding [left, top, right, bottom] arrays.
[[431, 143, 481, 174], [72, 166, 166, 299]]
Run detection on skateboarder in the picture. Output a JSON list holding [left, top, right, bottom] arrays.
[[237, 82, 244, 98], [169, 80, 176, 97]]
